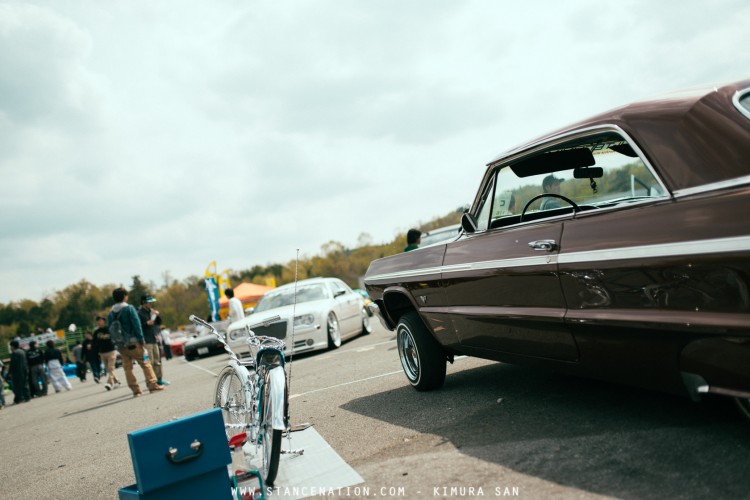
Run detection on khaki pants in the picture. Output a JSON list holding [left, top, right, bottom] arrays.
[[99, 350, 120, 386], [145, 343, 162, 381], [118, 343, 158, 394]]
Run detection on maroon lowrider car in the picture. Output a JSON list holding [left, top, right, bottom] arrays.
[[365, 79, 750, 421]]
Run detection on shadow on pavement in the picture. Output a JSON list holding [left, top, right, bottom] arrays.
[[341, 362, 750, 499], [60, 393, 139, 418]]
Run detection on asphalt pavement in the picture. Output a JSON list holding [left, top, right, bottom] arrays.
[[2, 322, 749, 500]]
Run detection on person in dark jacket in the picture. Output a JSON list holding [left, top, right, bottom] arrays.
[[82, 331, 101, 383], [138, 293, 168, 386], [108, 287, 164, 397], [26, 340, 48, 397], [93, 316, 121, 390], [9, 340, 31, 404]]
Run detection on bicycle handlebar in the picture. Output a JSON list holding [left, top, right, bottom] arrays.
[[188, 313, 286, 352]]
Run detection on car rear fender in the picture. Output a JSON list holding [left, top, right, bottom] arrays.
[[680, 337, 750, 401]]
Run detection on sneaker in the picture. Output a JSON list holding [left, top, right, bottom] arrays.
[[133, 391, 143, 398], [148, 385, 165, 393], [94, 378, 100, 384], [104, 383, 112, 391], [157, 380, 170, 386]]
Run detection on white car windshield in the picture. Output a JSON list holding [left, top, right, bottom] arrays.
[[254, 284, 327, 312]]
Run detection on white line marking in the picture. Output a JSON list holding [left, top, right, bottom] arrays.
[[182, 359, 219, 377], [290, 370, 404, 399]]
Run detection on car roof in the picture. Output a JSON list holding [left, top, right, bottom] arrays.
[[487, 79, 750, 192]]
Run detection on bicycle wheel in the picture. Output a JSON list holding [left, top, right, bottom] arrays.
[[214, 365, 251, 440], [260, 371, 282, 486]]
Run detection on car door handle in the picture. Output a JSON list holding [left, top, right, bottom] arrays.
[[528, 239, 557, 252]]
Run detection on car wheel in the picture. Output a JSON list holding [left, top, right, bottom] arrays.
[[736, 397, 750, 421], [327, 312, 341, 349], [361, 308, 373, 335], [396, 311, 446, 391]]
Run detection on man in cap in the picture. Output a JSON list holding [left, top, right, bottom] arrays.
[[138, 293, 169, 386], [540, 174, 564, 210]]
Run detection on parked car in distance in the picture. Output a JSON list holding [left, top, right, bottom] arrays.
[[365, 79, 750, 421], [420, 224, 462, 247], [227, 277, 372, 358], [168, 331, 189, 357], [183, 320, 229, 361]]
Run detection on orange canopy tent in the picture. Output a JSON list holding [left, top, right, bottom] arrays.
[[219, 282, 274, 319]]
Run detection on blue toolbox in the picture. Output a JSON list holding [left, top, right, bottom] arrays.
[[118, 408, 233, 499]]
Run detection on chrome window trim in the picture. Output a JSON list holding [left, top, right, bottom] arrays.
[[470, 124, 670, 233], [363, 235, 750, 284], [673, 174, 750, 198], [732, 87, 750, 120]]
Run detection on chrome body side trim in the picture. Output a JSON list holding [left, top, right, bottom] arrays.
[[673, 174, 750, 198], [364, 235, 750, 283]]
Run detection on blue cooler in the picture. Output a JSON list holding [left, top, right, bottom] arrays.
[[118, 408, 233, 499]]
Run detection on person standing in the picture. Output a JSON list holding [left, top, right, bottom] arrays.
[[72, 341, 86, 382], [0, 358, 6, 409], [93, 316, 121, 391], [45, 340, 72, 392], [226, 288, 244, 325], [82, 331, 101, 383], [26, 340, 48, 397], [160, 326, 173, 361], [138, 293, 169, 386], [109, 287, 164, 397], [9, 340, 31, 404]]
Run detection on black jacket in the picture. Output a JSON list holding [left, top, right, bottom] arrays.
[[93, 326, 116, 354], [26, 347, 45, 367]]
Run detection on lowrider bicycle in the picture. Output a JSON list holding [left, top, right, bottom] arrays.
[[365, 79, 750, 421]]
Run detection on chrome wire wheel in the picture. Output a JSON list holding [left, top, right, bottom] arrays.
[[397, 323, 420, 382], [395, 311, 446, 391], [327, 312, 341, 349], [214, 366, 248, 440]]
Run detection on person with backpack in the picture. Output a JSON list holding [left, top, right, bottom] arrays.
[[107, 287, 165, 397], [93, 315, 121, 391]]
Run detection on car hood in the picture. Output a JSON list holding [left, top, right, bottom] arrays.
[[227, 300, 331, 332]]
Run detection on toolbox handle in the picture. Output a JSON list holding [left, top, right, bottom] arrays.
[[166, 439, 203, 464]]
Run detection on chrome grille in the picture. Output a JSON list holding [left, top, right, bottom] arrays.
[[252, 320, 288, 339]]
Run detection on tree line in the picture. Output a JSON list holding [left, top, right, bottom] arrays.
[[0, 209, 464, 355]]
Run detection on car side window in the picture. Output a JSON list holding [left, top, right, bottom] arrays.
[[477, 130, 668, 231], [327, 280, 347, 297]]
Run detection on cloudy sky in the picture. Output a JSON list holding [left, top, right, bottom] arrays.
[[1, 0, 749, 303]]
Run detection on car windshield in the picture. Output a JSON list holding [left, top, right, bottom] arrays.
[[254, 284, 328, 312]]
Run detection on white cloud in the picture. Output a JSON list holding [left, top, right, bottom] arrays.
[[1, 0, 749, 303]]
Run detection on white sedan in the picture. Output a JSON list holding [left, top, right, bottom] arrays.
[[227, 277, 373, 358]]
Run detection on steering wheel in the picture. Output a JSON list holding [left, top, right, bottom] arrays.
[[520, 194, 580, 222]]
